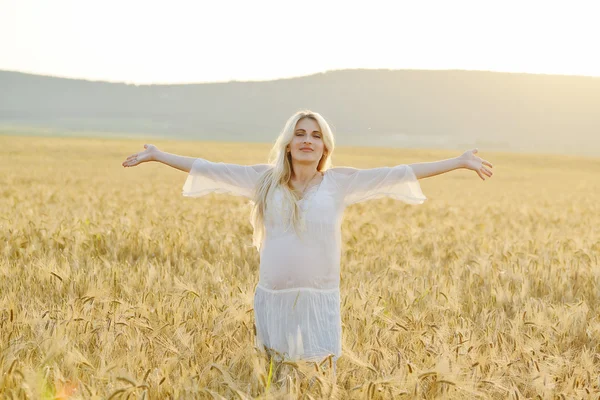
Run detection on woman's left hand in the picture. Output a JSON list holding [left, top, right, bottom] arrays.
[[458, 148, 494, 180]]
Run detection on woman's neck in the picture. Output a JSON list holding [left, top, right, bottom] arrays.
[[290, 161, 321, 183]]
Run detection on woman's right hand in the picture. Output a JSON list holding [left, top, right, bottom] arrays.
[[122, 144, 160, 167]]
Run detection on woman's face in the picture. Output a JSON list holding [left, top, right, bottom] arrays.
[[287, 118, 326, 165]]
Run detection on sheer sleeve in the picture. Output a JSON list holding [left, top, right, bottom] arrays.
[[182, 158, 271, 199], [329, 165, 427, 207]]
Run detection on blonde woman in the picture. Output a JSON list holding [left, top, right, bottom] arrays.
[[122, 110, 493, 378]]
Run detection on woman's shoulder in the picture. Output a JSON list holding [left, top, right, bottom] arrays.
[[324, 167, 358, 192], [326, 166, 359, 177], [252, 164, 274, 174]]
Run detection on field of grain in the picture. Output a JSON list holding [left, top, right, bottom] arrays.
[[1, 135, 599, 399]]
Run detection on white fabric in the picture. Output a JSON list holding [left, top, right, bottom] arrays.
[[182, 158, 271, 198], [183, 159, 427, 361]]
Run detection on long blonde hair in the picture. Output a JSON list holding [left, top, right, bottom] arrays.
[[250, 110, 335, 251]]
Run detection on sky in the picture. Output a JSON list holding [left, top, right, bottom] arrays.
[[1, 0, 599, 85]]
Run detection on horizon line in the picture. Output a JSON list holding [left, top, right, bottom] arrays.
[[2, 67, 600, 86]]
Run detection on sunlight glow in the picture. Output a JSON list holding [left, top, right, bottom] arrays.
[[1, 0, 598, 84]]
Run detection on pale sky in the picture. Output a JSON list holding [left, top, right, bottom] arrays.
[[1, 0, 599, 84]]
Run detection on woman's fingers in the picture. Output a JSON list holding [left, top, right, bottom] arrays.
[[476, 169, 485, 180], [123, 158, 135, 166], [122, 153, 141, 167], [122, 147, 148, 167], [481, 167, 492, 177], [462, 149, 493, 180]]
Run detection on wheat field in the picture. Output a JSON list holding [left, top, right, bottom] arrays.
[[1, 135, 599, 399]]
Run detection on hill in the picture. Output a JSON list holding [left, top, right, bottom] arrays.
[[1, 68, 599, 156]]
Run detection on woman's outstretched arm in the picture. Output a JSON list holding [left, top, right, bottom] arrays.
[[408, 148, 494, 181], [122, 144, 196, 173], [123, 143, 272, 199]]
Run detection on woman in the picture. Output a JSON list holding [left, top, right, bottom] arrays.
[[122, 109, 493, 378]]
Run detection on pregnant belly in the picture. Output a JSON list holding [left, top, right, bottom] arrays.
[[258, 236, 339, 290]]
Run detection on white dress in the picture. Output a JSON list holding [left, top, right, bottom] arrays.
[[182, 158, 427, 362]]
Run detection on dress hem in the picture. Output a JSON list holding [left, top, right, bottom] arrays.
[[256, 283, 339, 294]]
